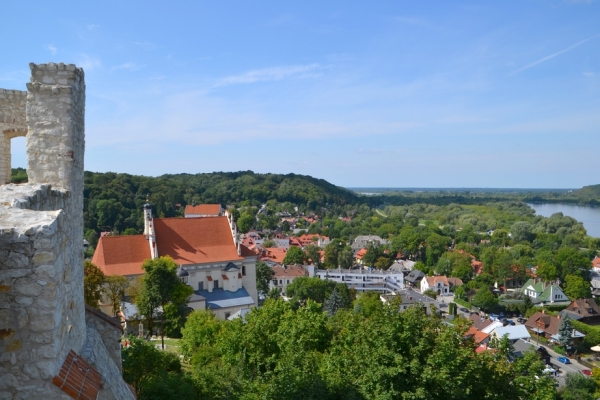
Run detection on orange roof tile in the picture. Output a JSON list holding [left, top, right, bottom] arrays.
[[262, 247, 287, 263], [92, 235, 151, 276], [52, 350, 102, 400], [184, 204, 221, 215], [272, 264, 306, 278], [356, 248, 368, 259], [154, 217, 243, 264]]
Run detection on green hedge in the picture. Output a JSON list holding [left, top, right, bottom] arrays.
[[571, 320, 600, 352], [455, 298, 471, 309]]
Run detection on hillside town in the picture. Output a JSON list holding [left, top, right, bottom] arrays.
[[87, 199, 600, 396]]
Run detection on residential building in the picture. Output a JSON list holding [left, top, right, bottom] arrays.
[[184, 203, 222, 217], [355, 248, 368, 265], [464, 326, 490, 346], [295, 233, 330, 248], [269, 264, 307, 295], [351, 235, 384, 253], [389, 259, 416, 273], [316, 268, 404, 293], [380, 287, 436, 314], [560, 299, 600, 324], [405, 270, 425, 287], [521, 279, 570, 305], [93, 203, 257, 320], [525, 311, 586, 343], [490, 325, 531, 343], [469, 314, 493, 331], [420, 276, 462, 295]]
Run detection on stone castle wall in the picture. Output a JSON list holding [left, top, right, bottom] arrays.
[[0, 89, 27, 184], [0, 63, 133, 400]]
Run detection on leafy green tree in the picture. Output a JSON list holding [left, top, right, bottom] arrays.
[[511, 221, 534, 243], [391, 225, 421, 259], [562, 372, 597, 400], [493, 248, 515, 290], [122, 336, 196, 399], [426, 233, 451, 266], [535, 262, 558, 283], [122, 227, 138, 235], [471, 287, 498, 311], [557, 247, 591, 280], [337, 246, 354, 269], [180, 310, 222, 359], [84, 261, 106, 309], [105, 275, 128, 317], [237, 212, 254, 233], [423, 288, 438, 300], [262, 239, 276, 248], [283, 246, 306, 265], [353, 291, 384, 317], [255, 261, 275, 296], [374, 256, 393, 270], [136, 256, 189, 348], [267, 287, 281, 300], [324, 240, 344, 268], [305, 244, 322, 267], [362, 242, 383, 267], [564, 274, 591, 300]]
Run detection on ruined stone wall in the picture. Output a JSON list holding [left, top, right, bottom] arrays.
[[0, 89, 27, 184], [0, 63, 90, 400]]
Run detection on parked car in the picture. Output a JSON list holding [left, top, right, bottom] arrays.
[[490, 313, 499, 321], [501, 318, 509, 326], [459, 307, 469, 313], [582, 369, 592, 376], [557, 357, 571, 364], [517, 317, 527, 324], [499, 312, 505, 318], [508, 320, 515, 326]]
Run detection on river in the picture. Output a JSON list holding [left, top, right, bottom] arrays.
[[526, 203, 600, 238]]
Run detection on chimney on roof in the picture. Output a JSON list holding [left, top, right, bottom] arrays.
[[542, 309, 545, 314]]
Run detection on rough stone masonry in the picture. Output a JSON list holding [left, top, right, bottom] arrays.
[[0, 63, 134, 399]]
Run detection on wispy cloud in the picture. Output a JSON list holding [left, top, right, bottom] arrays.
[[583, 72, 595, 77], [87, 24, 99, 31], [77, 54, 102, 71], [514, 34, 600, 74], [113, 62, 145, 71], [214, 64, 322, 87], [47, 44, 57, 55]]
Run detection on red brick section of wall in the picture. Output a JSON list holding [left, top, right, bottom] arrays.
[[52, 350, 102, 400]]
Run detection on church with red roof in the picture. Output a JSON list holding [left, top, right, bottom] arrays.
[[92, 202, 258, 319]]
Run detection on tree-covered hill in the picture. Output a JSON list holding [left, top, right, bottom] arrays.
[[11, 169, 360, 234], [570, 184, 600, 201]]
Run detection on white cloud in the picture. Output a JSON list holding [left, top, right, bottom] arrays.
[[87, 24, 100, 31], [583, 72, 595, 77], [513, 34, 600, 74], [77, 54, 102, 71], [214, 64, 323, 87], [47, 44, 57, 55], [113, 62, 145, 71]]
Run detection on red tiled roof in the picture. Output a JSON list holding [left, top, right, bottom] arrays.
[[272, 264, 306, 278], [471, 260, 483, 275], [469, 314, 493, 331], [473, 331, 489, 344], [222, 274, 229, 280], [262, 247, 287, 263], [356, 248, 368, 259], [207, 276, 213, 281], [425, 276, 450, 286], [52, 350, 102, 400], [593, 257, 600, 268], [154, 217, 242, 264], [92, 235, 151, 276], [184, 204, 221, 215]]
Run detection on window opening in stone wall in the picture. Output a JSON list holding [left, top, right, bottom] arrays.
[[7, 136, 27, 183]]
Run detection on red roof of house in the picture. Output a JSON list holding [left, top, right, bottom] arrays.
[[471, 260, 483, 275], [52, 350, 102, 400], [184, 204, 221, 215], [261, 247, 287, 263], [356, 248, 368, 259], [593, 257, 600, 268], [425, 276, 450, 286], [273, 264, 306, 278], [92, 235, 151, 276]]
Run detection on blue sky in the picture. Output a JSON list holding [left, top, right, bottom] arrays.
[[2, 1, 599, 188]]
